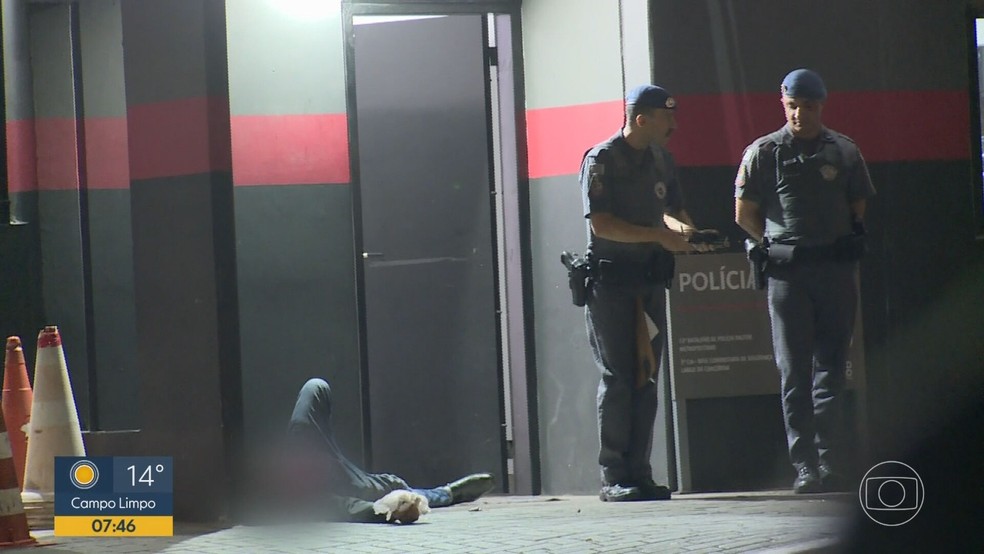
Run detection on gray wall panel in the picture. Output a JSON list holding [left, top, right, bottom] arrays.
[[0, 222, 45, 377], [233, 185, 363, 461], [79, 0, 126, 118], [86, 190, 138, 431], [130, 172, 230, 520], [651, 0, 968, 95], [29, 3, 74, 119], [3, 0, 35, 121], [203, 0, 229, 100], [226, 0, 346, 116], [522, 0, 623, 109], [120, 1, 210, 104], [530, 175, 597, 493], [38, 191, 90, 426], [620, 0, 652, 90], [9, 192, 38, 224]]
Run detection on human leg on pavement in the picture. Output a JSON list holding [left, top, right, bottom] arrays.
[[288, 378, 492, 507]]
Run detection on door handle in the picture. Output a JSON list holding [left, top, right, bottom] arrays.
[[362, 252, 384, 259]]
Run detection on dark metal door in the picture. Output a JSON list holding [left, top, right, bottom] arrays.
[[353, 15, 504, 488]]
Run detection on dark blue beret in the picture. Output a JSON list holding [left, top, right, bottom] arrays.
[[780, 69, 827, 101], [625, 85, 676, 110]]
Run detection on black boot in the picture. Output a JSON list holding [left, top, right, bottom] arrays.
[[599, 483, 642, 502], [446, 473, 495, 504], [636, 478, 672, 501], [793, 466, 822, 494]]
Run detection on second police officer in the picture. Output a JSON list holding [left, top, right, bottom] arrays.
[[735, 69, 876, 493]]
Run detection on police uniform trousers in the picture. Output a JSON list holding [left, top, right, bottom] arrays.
[[287, 378, 452, 508], [766, 261, 857, 471], [585, 281, 666, 486]]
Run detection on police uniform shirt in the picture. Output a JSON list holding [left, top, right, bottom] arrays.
[[580, 131, 683, 263], [734, 125, 876, 247]]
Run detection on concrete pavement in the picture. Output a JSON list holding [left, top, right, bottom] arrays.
[[16, 491, 855, 553]]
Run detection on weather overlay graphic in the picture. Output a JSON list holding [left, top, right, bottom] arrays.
[[54, 456, 173, 536]]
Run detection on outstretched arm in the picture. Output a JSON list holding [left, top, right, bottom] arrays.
[[590, 212, 695, 253], [663, 208, 697, 234]]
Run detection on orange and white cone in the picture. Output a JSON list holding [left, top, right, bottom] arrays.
[[22, 326, 85, 501], [0, 410, 36, 546], [3, 337, 34, 489]]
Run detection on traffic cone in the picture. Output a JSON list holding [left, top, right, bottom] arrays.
[[0, 410, 36, 546], [21, 326, 85, 501], [2, 337, 33, 489]]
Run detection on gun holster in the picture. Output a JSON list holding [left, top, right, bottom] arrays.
[[744, 239, 768, 290], [561, 251, 591, 307]]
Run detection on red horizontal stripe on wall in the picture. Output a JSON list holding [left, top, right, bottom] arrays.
[[7, 120, 37, 193], [671, 90, 971, 167], [128, 96, 232, 181], [230, 114, 350, 186], [526, 91, 971, 177], [526, 100, 622, 180], [84, 116, 130, 189], [36, 118, 80, 191]]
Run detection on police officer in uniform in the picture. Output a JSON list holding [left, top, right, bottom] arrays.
[[734, 69, 875, 493], [581, 85, 713, 502]]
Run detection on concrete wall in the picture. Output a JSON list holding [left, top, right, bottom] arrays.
[[4, 0, 37, 224], [28, 4, 90, 425], [120, 0, 237, 520], [79, 0, 138, 431], [225, 0, 363, 461], [2, 1, 138, 433]]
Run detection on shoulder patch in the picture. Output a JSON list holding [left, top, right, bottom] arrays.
[[740, 145, 758, 165], [589, 173, 604, 197], [735, 164, 748, 188]]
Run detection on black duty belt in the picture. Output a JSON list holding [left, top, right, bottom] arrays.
[[768, 235, 865, 265], [590, 251, 675, 288]]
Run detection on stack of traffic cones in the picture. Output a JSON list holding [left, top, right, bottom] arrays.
[[0, 409, 36, 546], [3, 337, 34, 489], [22, 326, 85, 502]]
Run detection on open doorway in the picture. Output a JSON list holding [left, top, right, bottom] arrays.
[[343, 3, 534, 494]]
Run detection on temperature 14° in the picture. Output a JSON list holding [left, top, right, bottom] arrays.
[[127, 464, 165, 487]]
